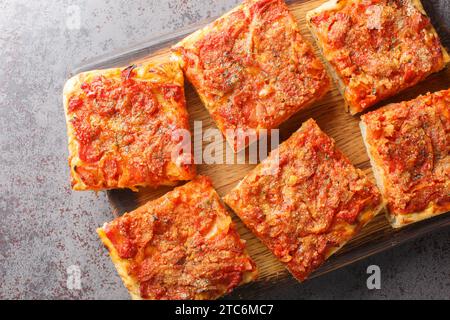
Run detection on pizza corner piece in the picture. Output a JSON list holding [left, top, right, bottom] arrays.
[[63, 59, 196, 191], [306, 0, 450, 115], [360, 89, 450, 229], [224, 119, 384, 281], [97, 176, 258, 300], [172, 0, 330, 152]]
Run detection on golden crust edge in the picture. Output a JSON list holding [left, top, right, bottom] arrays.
[[305, 0, 343, 22], [97, 226, 142, 300], [63, 72, 87, 191], [306, 0, 359, 114], [411, 0, 450, 65], [172, 1, 246, 52], [389, 205, 450, 228], [359, 121, 387, 196], [63, 63, 195, 191], [324, 200, 385, 260], [360, 119, 449, 229], [240, 261, 259, 286], [306, 0, 450, 115]]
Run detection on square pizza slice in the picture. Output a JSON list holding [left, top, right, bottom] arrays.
[[360, 89, 450, 228], [307, 0, 450, 114], [224, 119, 383, 281], [63, 59, 195, 191], [97, 176, 258, 300], [172, 0, 330, 152]]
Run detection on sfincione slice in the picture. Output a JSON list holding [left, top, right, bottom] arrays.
[[307, 0, 449, 114], [172, 0, 330, 152], [360, 89, 450, 228], [63, 59, 195, 191], [224, 119, 383, 281], [97, 176, 258, 300]]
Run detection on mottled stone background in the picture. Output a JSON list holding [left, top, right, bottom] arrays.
[[0, 0, 449, 300]]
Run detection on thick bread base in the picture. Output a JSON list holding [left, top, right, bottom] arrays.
[[97, 224, 258, 300], [324, 200, 385, 260], [360, 120, 450, 228], [411, 0, 450, 64], [390, 207, 450, 228], [97, 226, 142, 300], [359, 121, 386, 195], [306, 1, 354, 114], [306, 0, 450, 115]]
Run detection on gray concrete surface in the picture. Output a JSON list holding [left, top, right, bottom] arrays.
[[0, 0, 449, 300]]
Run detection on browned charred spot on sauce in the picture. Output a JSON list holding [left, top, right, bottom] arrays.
[[122, 64, 137, 80]]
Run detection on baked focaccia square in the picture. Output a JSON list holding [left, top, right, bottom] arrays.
[[63, 60, 195, 191], [307, 0, 450, 114], [172, 0, 330, 151], [360, 89, 450, 228], [224, 119, 383, 281], [97, 176, 257, 300]]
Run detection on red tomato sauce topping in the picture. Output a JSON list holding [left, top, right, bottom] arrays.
[[225, 119, 381, 280], [103, 176, 257, 300], [362, 89, 450, 216], [174, 0, 329, 149], [310, 0, 447, 112], [67, 64, 193, 189]]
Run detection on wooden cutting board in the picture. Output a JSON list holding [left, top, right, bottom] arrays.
[[77, 0, 450, 298]]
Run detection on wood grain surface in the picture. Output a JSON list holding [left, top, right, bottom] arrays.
[[78, 0, 450, 298]]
